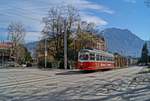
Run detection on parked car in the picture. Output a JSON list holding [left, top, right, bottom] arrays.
[[22, 64, 26, 67]]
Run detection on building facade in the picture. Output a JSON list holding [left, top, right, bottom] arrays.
[[114, 53, 127, 67], [0, 42, 13, 65], [74, 34, 107, 51]]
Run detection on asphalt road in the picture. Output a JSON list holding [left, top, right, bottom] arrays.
[[0, 66, 150, 101]]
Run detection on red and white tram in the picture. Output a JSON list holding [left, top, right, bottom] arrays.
[[77, 49, 115, 70]]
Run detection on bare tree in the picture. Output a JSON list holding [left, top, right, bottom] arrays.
[[8, 22, 26, 63], [79, 21, 96, 34], [8, 22, 25, 44], [76, 21, 97, 45], [38, 5, 103, 68], [41, 5, 80, 60]]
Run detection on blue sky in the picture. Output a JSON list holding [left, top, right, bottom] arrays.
[[0, 0, 150, 42]]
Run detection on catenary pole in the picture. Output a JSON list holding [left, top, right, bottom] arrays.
[[45, 37, 47, 68], [64, 20, 67, 69]]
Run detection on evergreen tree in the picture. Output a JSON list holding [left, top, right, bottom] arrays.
[[140, 43, 149, 64]]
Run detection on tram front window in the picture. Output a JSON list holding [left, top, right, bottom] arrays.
[[79, 54, 89, 60]]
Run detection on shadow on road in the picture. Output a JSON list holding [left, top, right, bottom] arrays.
[[55, 70, 95, 75], [55, 68, 113, 75]]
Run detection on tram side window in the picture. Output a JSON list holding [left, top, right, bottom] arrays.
[[101, 56, 103, 61], [106, 57, 110, 61], [90, 53, 95, 60], [108, 57, 110, 61], [107, 57, 111, 61], [107, 57, 110, 61], [110, 57, 114, 61], [106, 57, 109, 61], [109, 57, 111, 61], [102, 56, 105, 61], [105, 57, 108, 61], [100, 56, 103, 61], [104, 56, 107, 61], [79, 54, 89, 60], [109, 57, 112, 61], [96, 55, 100, 61], [104, 57, 106, 61], [107, 57, 113, 61]]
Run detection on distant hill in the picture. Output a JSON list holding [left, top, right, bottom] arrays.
[[25, 28, 146, 58], [100, 28, 145, 57], [25, 41, 38, 57]]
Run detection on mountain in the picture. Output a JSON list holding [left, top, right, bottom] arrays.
[[25, 28, 146, 58], [25, 41, 38, 57], [100, 28, 145, 57]]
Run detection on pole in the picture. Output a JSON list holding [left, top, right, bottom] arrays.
[[148, 40, 150, 64], [64, 20, 67, 69], [2, 51, 4, 67], [45, 38, 47, 68]]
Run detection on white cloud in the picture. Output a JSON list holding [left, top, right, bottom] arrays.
[[50, 0, 111, 26], [25, 32, 43, 43], [0, 0, 114, 42], [24, 0, 113, 29], [50, 0, 114, 14], [124, 0, 136, 3], [81, 13, 108, 26]]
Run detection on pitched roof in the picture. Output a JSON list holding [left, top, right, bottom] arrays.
[[0, 42, 12, 49]]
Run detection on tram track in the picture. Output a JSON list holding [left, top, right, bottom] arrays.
[[0, 67, 143, 91]]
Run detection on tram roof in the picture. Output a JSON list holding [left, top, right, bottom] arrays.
[[80, 48, 114, 57]]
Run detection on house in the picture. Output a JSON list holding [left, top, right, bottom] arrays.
[[74, 33, 107, 51], [0, 41, 13, 65]]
